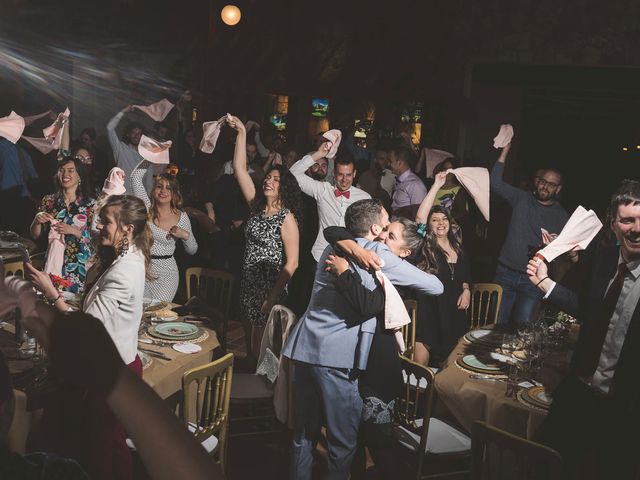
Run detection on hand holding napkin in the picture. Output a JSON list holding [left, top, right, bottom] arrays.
[[102, 167, 126, 196], [536, 206, 603, 262], [322, 129, 342, 159], [199, 116, 226, 154], [493, 124, 514, 149], [446, 167, 490, 221]]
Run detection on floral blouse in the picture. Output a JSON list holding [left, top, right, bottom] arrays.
[[39, 193, 96, 293]]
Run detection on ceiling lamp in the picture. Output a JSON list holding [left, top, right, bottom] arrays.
[[221, 5, 241, 26]]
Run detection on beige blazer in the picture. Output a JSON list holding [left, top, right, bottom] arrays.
[[82, 246, 146, 364]]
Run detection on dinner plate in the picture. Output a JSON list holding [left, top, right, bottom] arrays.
[[457, 354, 506, 374], [148, 322, 202, 341], [522, 385, 552, 408], [464, 329, 503, 346]]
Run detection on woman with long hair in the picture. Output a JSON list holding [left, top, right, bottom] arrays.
[[413, 171, 472, 366], [26, 194, 152, 480], [29, 156, 96, 293], [131, 160, 198, 301], [227, 114, 301, 359]]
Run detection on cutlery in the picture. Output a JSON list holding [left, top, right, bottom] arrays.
[[139, 348, 172, 361], [469, 374, 506, 382]]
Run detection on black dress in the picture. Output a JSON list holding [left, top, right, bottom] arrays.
[[416, 249, 471, 365]]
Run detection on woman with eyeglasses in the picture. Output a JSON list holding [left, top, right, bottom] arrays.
[[29, 156, 96, 293], [131, 160, 198, 301]]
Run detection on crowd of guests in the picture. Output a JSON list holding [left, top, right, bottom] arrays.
[[1, 101, 638, 480]]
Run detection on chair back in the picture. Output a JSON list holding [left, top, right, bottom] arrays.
[[396, 354, 435, 473], [469, 283, 503, 328], [186, 268, 234, 351], [3, 260, 24, 277], [402, 299, 417, 361], [181, 353, 234, 472], [471, 421, 563, 480]]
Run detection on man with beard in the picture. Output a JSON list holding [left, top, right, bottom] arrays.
[[490, 140, 569, 324], [290, 143, 370, 264]]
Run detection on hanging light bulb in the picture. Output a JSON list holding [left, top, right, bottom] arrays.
[[221, 5, 241, 26]]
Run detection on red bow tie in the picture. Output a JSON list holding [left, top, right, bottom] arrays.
[[334, 189, 350, 199]]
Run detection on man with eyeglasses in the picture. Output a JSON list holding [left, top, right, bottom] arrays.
[[490, 139, 569, 324]]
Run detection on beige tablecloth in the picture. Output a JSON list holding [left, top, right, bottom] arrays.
[[3, 320, 219, 453], [435, 334, 549, 440]]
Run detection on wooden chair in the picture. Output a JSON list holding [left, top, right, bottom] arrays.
[[394, 355, 471, 479], [402, 299, 417, 361], [2, 260, 24, 277], [185, 268, 234, 351], [180, 353, 234, 473], [471, 421, 563, 480], [469, 283, 503, 328], [230, 305, 297, 437]]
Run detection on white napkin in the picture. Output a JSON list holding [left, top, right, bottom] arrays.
[[375, 269, 411, 354], [322, 129, 342, 159], [133, 99, 175, 122], [172, 343, 202, 354], [0, 111, 26, 143], [447, 167, 490, 221], [138, 135, 172, 164], [493, 124, 514, 148], [199, 116, 226, 154], [422, 148, 453, 178], [536, 206, 603, 262]]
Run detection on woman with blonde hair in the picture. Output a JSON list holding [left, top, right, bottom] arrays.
[[131, 160, 197, 301]]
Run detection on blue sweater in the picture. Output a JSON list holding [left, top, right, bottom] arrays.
[[490, 162, 569, 272]]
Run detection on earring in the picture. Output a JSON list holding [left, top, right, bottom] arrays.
[[117, 236, 129, 257]]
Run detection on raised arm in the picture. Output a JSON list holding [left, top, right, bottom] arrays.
[[261, 213, 299, 315], [526, 257, 579, 316], [131, 160, 152, 209], [415, 171, 447, 224], [289, 144, 331, 199], [227, 115, 256, 204], [490, 142, 522, 204], [106, 106, 131, 158]]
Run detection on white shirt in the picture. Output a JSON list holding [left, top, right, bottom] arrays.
[[545, 253, 640, 393], [290, 155, 371, 261], [223, 160, 255, 175]]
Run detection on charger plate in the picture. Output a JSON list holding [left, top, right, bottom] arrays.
[[463, 328, 503, 346], [521, 385, 552, 409], [148, 322, 201, 341], [456, 354, 507, 375]]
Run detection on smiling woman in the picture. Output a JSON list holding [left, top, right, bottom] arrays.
[[29, 156, 96, 294]]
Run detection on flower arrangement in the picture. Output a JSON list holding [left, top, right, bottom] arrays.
[[49, 274, 72, 291], [556, 311, 577, 325]]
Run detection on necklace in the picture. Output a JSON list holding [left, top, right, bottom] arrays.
[[447, 262, 455, 280]]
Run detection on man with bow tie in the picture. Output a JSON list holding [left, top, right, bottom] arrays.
[[290, 141, 371, 264]]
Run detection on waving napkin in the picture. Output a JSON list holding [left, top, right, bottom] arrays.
[[375, 270, 411, 354], [23, 110, 53, 127], [493, 124, 514, 149], [447, 167, 490, 221], [138, 135, 172, 164], [42, 108, 70, 139], [536, 206, 603, 262], [199, 116, 226, 154], [422, 148, 453, 178], [133, 99, 174, 122], [0, 111, 26, 144], [322, 129, 342, 159], [44, 220, 65, 277], [102, 167, 126, 196], [22, 107, 70, 154]]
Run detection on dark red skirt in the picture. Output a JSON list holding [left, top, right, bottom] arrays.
[[28, 356, 143, 480]]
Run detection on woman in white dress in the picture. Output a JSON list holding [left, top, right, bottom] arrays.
[[131, 160, 198, 301]]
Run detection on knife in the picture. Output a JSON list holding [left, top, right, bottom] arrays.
[[139, 348, 172, 361]]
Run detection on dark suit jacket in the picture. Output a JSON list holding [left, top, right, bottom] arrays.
[[547, 246, 640, 416]]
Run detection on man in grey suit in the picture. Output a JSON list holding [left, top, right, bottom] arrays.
[[283, 199, 443, 479]]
